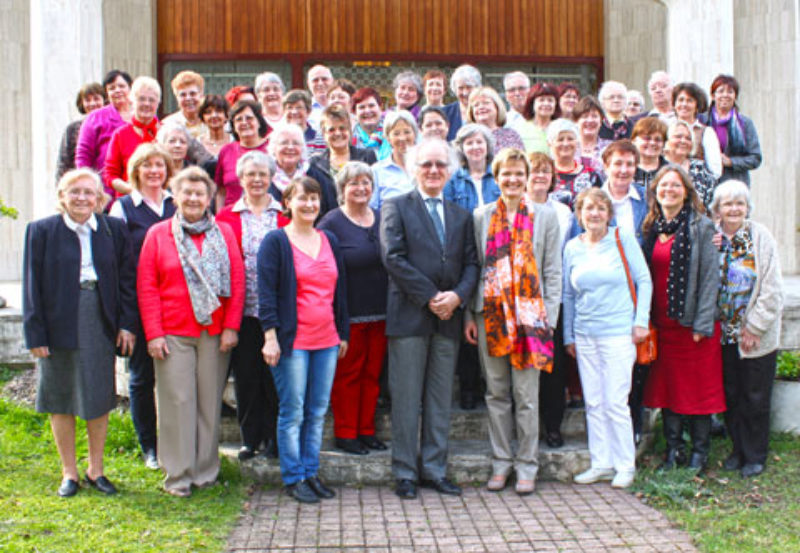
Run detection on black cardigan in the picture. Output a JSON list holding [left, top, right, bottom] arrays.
[[23, 213, 137, 349]]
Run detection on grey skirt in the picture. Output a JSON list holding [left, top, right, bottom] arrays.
[[36, 288, 117, 420]]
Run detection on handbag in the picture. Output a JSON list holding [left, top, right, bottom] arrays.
[[614, 228, 658, 364]]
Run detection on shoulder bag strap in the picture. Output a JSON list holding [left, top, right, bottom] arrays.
[[614, 227, 637, 308]]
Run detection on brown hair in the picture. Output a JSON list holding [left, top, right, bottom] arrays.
[[199, 94, 230, 120], [641, 164, 706, 234], [423, 69, 447, 85], [574, 188, 613, 230], [171, 166, 216, 200], [572, 95, 604, 120], [601, 139, 640, 166], [281, 176, 322, 219], [75, 82, 106, 114], [631, 116, 668, 142], [671, 82, 708, 115], [321, 103, 352, 130], [527, 152, 557, 193], [523, 82, 561, 120]]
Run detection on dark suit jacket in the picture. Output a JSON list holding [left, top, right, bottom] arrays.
[[309, 146, 378, 204], [23, 213, 137, 349], [380, 189, 479, 339], [268, 163, 338, 219]]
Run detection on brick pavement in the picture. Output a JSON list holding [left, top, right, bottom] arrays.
[[227, 482, 697, 552]]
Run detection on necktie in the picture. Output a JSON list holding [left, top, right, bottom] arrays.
[[425, 197, 445, 246]]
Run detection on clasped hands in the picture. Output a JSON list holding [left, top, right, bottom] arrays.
[[428, 290, 460, 321]]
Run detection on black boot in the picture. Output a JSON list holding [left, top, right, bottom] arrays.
[[687, 415, 712, 471], [659, 409, 686, 470]]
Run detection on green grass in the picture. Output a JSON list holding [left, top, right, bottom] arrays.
[[0, 396, 249, 553], [634, 426, 800, 552]]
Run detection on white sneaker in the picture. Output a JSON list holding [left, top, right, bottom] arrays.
[[611, 470, 636, 488], [573, 467, 615, 484]]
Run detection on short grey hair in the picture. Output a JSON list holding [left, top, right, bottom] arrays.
[[453, 123, 495, 166], [648, 70, 673, 90], [383, 109, 419, 139], [450, 64, 482, 95], [130, 76, 162, 102], [267, 122, 310, 163], [711, 179, 753, 216], [156, 121, 191, 145], [56, 168, 108, 214], [503, 71, 530, 91], [405, 137, 460, 177], [334, 161, 373, 205], [546, 118, 580, 144], [598, 80, 628, 104], [236, 150, 276, 180], [392, 71, 423, 97], [254, 72, 286, 94], [627, 90, 645, 107]]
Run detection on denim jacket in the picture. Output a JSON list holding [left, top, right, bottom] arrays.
[[443, 167, 500, 212]]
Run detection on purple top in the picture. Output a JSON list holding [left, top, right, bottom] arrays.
[[492, 127, 525, 151], [75, 104, 126, 172]]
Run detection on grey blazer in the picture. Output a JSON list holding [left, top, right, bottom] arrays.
[[468, 201, 562, 327]]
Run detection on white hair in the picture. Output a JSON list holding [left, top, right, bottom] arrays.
[[450, 65, 482, 95], [130, 76, 162, 101], [711, 179, 753, 216], [598, 80, 628, 103], [236, 150, 277, 180], [503, 71, 530, 90], [254, 72, 286, 94], [267, 122, 309, 163], [648, 70, 673, 90], [546, 118, 580, 144], [405, 137, 460, 177]]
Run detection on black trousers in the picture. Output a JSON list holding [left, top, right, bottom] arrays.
[[540, 309, 566, 434], [457, 341, 483, 399], [722, 344, 777, 465], [628, 363, 650, 436], [129, 322, 157, 454], [230, 316, 278, 450]]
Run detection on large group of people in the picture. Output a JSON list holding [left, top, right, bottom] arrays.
[[24, 62, 783, 504]]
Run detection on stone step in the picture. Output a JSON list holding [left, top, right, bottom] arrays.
[[219, 403, 593, 444], [221, 433, 656, 485]]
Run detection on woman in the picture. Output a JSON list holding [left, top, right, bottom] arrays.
[[642, 165, 724, 471], [418, 106, 451, 141], [563, 188, 652, 489], [23, 168, 137, 497], [104, 76, 162, 197], [369, 111, 418, 210], [444, 123, 499, 212], [226, 85, 257, 107], [664, 120, 717, 211], [327, 78, 356, 112], [217, 152, 284, 461], [254, 72, 286, 129], [310, 104, 377, 200], [558, 82, 581, 122], [267, 122, 336, 217], [574, 96, 611, 174], [464, 148, 562, 494], [197, 94, 232, 157], [258, 176, 349, 503], [76, 70, 133, 178], [598, 81, 633, 140], [214, 100, 270, 211], [318, 162, 389, 455], [712, 180, 782, 477], [547, 118, 603, 209], [466, 86, 525, 150], [705, 75, 762, 185], [137, 166, 245, 497], [57, 82, 107, 181], [351, 87, 385, 155], [526, 152, 572, 448], [108, 143, 175, 469], [444, 64, 483, 140], [423, 70, 447, 107], [157, 122, 191, 174], [672, 82, 723, 178], [392, 71, 423, 118], [519, 82, 560, 154], [631, 117, 668, 190]]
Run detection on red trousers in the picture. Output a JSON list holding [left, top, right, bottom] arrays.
[[331, 321, 387, 439]]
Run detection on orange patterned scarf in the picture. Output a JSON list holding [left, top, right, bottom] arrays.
[[483, 197, 553, 371]]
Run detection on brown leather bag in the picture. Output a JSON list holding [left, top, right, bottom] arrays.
[[614, 228, 657, 365]]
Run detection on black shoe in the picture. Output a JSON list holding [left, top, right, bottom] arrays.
[[460, 393, 477, 410], [286, 480, 319, 503], [687, 452, 707, 472], [740, 463, 765, 478], [545, 430, 564, 448], [723, 453, 743, 471], [395, 479, 417, 499], [238, 446, 257, 461], [358, 435, 387, 451], [262, 439, 279, 459], [58, 477, 79, 497], [335, 438, 369, 455], [420, 477, 462, 496], [307, 476, 335, 499], [85, 474, 118, 495], [567, 398, 585, 408], [659, 448, 685, 471]]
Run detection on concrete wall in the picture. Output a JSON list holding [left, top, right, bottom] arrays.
[[0, 1, 31, 281], [102, 0, 156, 78], [604, 0, 667, 105]]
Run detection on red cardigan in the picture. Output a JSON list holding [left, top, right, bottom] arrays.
[[104, 123, 158, 194], [137, 218, 245, 341]]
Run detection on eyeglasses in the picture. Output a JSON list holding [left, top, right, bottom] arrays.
[[418, 160, 448, 170]]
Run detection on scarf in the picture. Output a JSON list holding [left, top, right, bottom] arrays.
[[272, 160, 310, 194], [132, 116, 159, 142], [352, 124, 384, 150], [710, 106, 746, 154], [645, 205, 692, 320], [171, 212, 231, 326], [483, 197, 553, 372]]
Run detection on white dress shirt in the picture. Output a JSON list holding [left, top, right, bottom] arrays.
[[602, 181, 641, 237], [63, 212, 99, 282]]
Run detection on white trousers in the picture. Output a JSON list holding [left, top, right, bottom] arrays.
[[575, 333, 636, 473]]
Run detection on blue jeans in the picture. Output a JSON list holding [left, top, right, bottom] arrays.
[[270, 346, 339, 485]]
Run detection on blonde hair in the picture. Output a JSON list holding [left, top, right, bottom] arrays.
[[56, 168, 108, 213], [574, 188, 614, 230], [127, 143, 174, 191], [466, 86, 508, 127], [171, 70, 204, 95], [491, 147, 530, 179]]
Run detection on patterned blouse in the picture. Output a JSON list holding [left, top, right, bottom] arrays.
[[688, 158, 718, 212], [717, 224, 756, 345], [241, 206, 280, 317], [552, 164, 603, 208]]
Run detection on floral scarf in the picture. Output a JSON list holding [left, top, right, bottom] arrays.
[[272, 160, 310, 194], [483, 197, 553, 372], [352, 123, 384, 151], [171, 212, 231, 326]]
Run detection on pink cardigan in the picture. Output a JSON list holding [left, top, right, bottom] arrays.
[[137, 218, 245, 341]]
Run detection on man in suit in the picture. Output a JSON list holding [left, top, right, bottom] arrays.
[[380, 137, 479, 499]]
